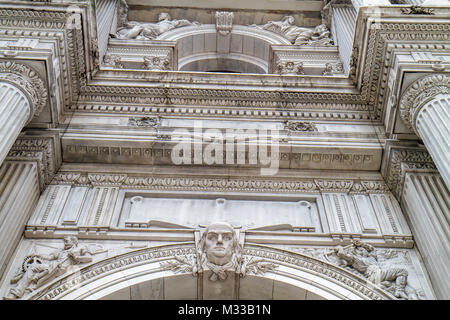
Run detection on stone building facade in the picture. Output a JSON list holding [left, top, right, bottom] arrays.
[[0, 0, 448, 300]]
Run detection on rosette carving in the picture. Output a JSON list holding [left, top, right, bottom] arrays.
[[0, 61, 48, 122]]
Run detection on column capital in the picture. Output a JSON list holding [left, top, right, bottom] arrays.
[[399, 73, 450, 135], [0, 61, 48, 123]]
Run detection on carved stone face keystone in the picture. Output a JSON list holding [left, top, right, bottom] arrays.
[[203, 222, 236, 266]]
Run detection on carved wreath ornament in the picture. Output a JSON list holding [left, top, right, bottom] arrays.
[[0, 61, 47, 121], [399, 74, 450, 134]]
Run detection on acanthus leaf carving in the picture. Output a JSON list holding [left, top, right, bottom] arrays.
[[160, 254, 198, 275], [240, 257, 278, 277]]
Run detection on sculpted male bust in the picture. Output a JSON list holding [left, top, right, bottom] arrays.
[[199, 222, 242, 281]]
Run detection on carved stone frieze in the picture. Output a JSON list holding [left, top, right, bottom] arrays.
[[51, 171, 390, 196], [142, 55, 171, 71], [128, 116, 160, 127], [112, 12, 199, 40], [3, 236, 106, 300], [87, 173, 127, 186], [284, 121, 318, 132], [327, 240, 425, 300], [251, 17, 333, 46], [314, 179, 354, 192], [399, 74, 450, 134], [0, 61, 48, 121], [103, 54, 124, 69], [401, 6, 434, 15], [276, 60, 304, 75], [323, 62, 344, 75]]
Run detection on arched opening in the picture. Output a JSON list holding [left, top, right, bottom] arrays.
[[28, 244, 395, 300], [98, 274, 332, 300], [157, 25, 290, 74], [179, 53, 267, 74]]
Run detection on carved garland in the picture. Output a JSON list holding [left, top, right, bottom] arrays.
[[0, 61, 48, 121], [399, 74, 450, 134]]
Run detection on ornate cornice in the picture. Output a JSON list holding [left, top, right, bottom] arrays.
[[399, 74, 450, 134], [0, 61, 48, 122]]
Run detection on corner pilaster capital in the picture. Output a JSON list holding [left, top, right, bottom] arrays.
[[0, 61, 48, 123], [399, 73, 450, 135], [381, 140, 437, 200]]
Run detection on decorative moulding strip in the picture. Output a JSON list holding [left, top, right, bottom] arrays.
[[51, 172, 390, 194]]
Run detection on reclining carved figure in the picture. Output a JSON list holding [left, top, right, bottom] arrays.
[[3, 236, 101, 300], [251, 16, 333, 46], [112, 12, 199, 40]]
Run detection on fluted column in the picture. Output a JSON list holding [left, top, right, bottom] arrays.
[[0, 83, 31, 165], [401, 172, 449, 299], [399, 74, 450, 189], [351, 0, 391, 11], [416, 94, 450, 187], [0, 161, 40, 279], [0, 61, 48, 166], [95, 0, 119, 62], [331, 6, 357, 75]]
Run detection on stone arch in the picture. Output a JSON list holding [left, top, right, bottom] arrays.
[[28, 243, 395, 300], [157, 25, 291, 74]]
